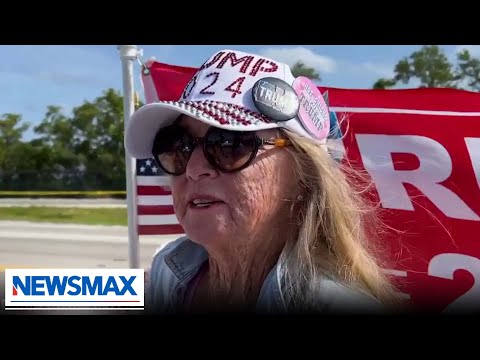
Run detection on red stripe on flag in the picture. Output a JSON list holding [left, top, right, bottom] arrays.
[[137, 186, 172, 196], [148, 61, 480, 112], [149, 61, 197, 102], [138, 224, 184, 235], [137, 205, 176, 215], [318, 86, 480, 112]]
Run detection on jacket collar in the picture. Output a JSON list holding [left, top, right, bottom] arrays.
[[164, 237, 287, 312], [164, 237, 208, 282]]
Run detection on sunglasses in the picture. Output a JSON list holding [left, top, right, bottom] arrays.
[[151, 124, 291, 176]]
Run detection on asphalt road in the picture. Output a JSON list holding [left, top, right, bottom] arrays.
[[0, 221, 179, 315], [0, 221, 177, 268]]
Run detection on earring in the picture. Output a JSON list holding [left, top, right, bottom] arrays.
[[296, 195, 304, 202]]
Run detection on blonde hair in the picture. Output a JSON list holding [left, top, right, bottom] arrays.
[[279, 128, 405, 311]]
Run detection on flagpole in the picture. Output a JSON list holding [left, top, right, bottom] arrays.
[[117, 45, 140, 269]]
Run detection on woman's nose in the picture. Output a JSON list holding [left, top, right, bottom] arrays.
[[185, 144, 218, 180]]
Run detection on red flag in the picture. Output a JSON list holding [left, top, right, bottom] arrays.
[[138, 60, 480, 313]]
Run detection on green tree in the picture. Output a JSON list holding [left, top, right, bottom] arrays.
[[291, 61, 321, 81], [0, 113, 54, 190], [456, 49, 480, 91], [0, 88, 138, 191], [0, 113, 29, 147], [33, 88, 127, 191], [0, 113, 30, 189], [34, 105, 80, 172], [373, 78, 396, 90], [70, 88, 126, 190], [372, 45, 480, 91]]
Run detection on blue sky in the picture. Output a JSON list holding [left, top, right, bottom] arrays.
[[1, 44, 478, 140]]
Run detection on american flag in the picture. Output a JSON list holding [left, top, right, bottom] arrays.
[[135, 158, 184, 235]]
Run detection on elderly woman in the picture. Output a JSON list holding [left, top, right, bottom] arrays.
[[125, 49, 403, 313]]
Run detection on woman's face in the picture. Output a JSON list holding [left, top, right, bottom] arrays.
[[169, 116, 300, 252]]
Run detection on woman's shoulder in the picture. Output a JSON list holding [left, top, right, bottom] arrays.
[[315, 276, 386, 314], [150, 236, 206, 270], [145, 236, 207, 312], [147, 236, 207, 283], [151, 236, 190, 263]]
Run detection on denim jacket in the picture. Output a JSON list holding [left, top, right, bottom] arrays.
[[145, 236, 385, 314]]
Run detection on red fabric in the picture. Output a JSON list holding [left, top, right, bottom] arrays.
[[149, 61, 197, 101], [139, 61, 480, 312]]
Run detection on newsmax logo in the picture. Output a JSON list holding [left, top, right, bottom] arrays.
[[4, 268, 144, 310]]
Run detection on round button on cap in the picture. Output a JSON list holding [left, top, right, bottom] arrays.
[[252, 77, 300, 122]]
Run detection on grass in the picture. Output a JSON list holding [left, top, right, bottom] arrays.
[[0, 191, 126, 199], [0, 207, 128, 226]]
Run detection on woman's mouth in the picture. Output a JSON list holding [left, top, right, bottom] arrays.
[[189, 199, 224, 209]]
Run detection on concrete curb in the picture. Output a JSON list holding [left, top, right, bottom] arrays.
[[0, 231, 178, 246], [0, 220, 128, 231], [0, 221, 180, 245]]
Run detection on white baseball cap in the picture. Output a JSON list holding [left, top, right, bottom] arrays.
[[125, 49, 332, 159]]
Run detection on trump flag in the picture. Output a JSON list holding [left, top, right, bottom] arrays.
[[134, 58, 480, 313]]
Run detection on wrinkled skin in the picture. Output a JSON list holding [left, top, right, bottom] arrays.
[[170, 115, 302, 311]]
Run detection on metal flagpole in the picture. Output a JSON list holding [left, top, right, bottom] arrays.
[[117, 45, 140, 269]]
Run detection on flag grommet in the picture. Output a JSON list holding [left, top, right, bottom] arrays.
[[142, 65, 151, 76]]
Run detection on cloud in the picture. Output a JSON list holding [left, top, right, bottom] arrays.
[[140, 45, 176, 63], [0, 46, 126, 131], [257, 46, 395, 88], [358, 61, 395, 78], [259, 46, 337, 74], [334, 60, 395, 81], [0, 45, 120, 89]]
